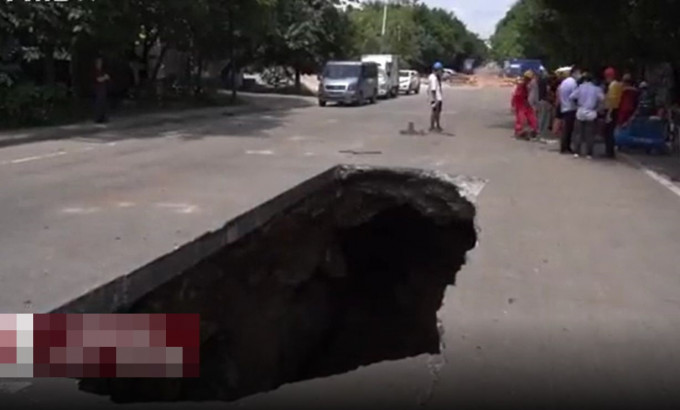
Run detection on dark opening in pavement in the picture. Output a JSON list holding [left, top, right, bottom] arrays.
[[60, 165, 481, 404]]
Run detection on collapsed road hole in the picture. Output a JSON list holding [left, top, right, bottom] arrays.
[[57, 165, 483, 404]]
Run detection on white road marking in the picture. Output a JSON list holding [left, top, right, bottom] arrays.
[[4, 151, 67, 165], [156, 203, 199, 214], [1, 146, 100, 167], [117, 202, 136, 208], [304, 152, 316, 157], [246, 150, 275, 155], [61, 207, 101, 215], [621, 154, 680, 199]]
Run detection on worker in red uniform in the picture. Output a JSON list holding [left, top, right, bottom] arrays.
[[512, 70, 538, 139]]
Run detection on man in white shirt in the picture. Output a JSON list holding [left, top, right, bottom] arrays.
[[557, 67, 581, 153], [428, 62, 444, 132]]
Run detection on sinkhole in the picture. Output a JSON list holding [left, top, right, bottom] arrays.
[[54, 165, 484, 404]]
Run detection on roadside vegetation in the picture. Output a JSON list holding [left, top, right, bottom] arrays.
[[0, 0, 486, 129], [490, 0, 680, 77]]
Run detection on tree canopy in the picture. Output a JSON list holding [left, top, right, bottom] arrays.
[[490, 0, 680, 72], [349, 1, 488, 72], [0, 0, 489, 126]]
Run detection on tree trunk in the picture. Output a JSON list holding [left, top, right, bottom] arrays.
[[196, 55, 204, 94], [228, 5, 237, 101], [295, 69, 301, 92], [43, 44, 55, 86], [68, 38, 80, 97], [150, 45, 168, 83]]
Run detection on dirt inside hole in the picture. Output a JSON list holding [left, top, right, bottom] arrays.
[[76, 167, 479, 404]]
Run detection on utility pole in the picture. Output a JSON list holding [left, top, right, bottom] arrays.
[[380, 0, 388, 53]]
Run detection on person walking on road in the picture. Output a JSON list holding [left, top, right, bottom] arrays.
[[94, 57, 111, 124], [570, 71, 605, 159], [557, 67, 581, 154], [428, 62, 444, 132], [511, 70, 538, 140], [603, 67, 623, 158]]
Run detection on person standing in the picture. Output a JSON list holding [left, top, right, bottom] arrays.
[[617, 74, 639, 127], [557, 67, 581, 154], [511, 70, 538, 139], [570, 71, 605, 159], [428, 62, 444, 132], [94, 57, 111, 124], [527, 70, 540, 140], [603, 67, 623, 158], [536, 71, 553, 139]]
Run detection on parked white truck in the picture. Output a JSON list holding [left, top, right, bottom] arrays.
[[361, 54, 400, 99]]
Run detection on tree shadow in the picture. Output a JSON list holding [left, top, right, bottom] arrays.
[[0, 93, 315, 148], [71, 108, 293, 144]]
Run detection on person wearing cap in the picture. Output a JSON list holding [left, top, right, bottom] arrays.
[[570, 71, 605, 159], [603, 67, 623, 158], [511, 70, 538, 139], [428, 62, 444, 132]]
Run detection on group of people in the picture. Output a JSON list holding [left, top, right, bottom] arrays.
[[512, 66, 655, 159]]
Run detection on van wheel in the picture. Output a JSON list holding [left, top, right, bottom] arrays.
[[415, 86, 420, 94], [318, 100, 326, 107], [370, 92, 377, 104]]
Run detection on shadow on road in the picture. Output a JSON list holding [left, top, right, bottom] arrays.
[[0, 93, 316, 148]]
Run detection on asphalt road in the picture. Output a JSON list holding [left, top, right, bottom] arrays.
[[1, 86, 680, 409]]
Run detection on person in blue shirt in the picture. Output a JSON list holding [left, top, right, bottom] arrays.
[[569, 71, 605, 158]]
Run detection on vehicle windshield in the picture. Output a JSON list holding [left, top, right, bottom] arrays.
[[399, 70, 410, 77], [323, 64, 361, 79]]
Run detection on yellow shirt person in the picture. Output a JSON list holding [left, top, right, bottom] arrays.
[[605, 80, 623, 110]]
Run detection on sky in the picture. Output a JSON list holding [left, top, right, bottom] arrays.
[[421, 0, 516, 38]]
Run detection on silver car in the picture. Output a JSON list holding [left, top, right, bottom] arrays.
[[318, 61, 378, 107]]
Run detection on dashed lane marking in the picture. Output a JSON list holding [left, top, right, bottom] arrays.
[[1, 146, 96, 166]]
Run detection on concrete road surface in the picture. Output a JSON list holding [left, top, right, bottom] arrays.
[[1, 86, 680, 409]]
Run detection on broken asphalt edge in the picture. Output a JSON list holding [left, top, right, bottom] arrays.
[[50, 164, 487, 315]]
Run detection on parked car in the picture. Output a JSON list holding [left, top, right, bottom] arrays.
[[399, 70, 420, 94], [318, 61, 378, 107], [442, 68, 456, 80]]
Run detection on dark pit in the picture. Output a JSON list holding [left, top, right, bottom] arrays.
[[54, 165, 481, 404]]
